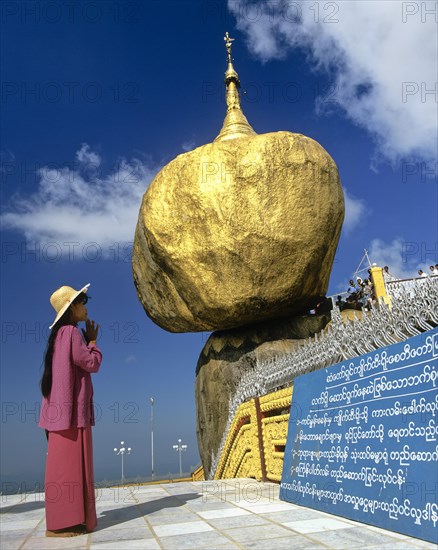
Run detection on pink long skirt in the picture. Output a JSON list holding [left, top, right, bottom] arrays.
[[45, 427, 97, 532]]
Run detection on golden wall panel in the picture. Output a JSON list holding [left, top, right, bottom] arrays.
[[259, 387, 293, 412], [261, 414, 290, 481], [192, 465, 205, 481], [214, 400, 262, 480], [260, 387, 293, 482], [213, 386, 293, 482]]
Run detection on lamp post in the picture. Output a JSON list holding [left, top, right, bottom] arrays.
[[172, 438, 187, 477], [114, 441, 131, 483], [150, 397, 155, 480]]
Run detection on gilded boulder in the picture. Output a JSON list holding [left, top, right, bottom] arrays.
[[132, 131, 344, 332]]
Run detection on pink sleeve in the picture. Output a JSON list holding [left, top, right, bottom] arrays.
[[71, 326, 102, 373]]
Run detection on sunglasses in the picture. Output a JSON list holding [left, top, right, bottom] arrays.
[[76, 294, 90, 305]]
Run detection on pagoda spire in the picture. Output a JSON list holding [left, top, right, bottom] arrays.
[[214, 32, 256, 142]]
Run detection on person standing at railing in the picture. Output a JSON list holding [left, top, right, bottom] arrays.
[[361, 279, 374, 311], [383, 266, 397, 281]]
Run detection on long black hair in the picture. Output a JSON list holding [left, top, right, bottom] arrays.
[[40, 293, 85, 398]]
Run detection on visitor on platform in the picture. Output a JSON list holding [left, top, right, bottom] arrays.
[[38, 284, 102, 537], [429, 265, 437, 276], [418, 269, 427, 278], [347, 279, 356, 294], [354, 277, 365, 303], [383, 265, 396, 281], [361, 279, 375, 310], [345, 279, 361, 310]]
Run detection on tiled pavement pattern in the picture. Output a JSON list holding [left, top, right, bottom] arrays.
[[1, 479, 437, 549]]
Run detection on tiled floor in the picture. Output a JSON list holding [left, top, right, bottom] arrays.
[[1, 479, 437, 549]]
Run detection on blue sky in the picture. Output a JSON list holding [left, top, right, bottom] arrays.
[[1, 0, 437, 489]]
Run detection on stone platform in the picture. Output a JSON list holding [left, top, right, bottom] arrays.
[[1, 479, 436, 549]]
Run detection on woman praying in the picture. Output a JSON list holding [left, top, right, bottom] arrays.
[[38, 283, 102, 537]]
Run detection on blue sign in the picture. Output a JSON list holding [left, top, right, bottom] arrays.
[[280, 328, 438, 544]]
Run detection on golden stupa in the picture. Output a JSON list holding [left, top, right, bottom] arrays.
[[132, 33, 344, 333]]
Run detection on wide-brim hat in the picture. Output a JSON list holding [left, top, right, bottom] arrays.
[[49, 283, 90, 329]]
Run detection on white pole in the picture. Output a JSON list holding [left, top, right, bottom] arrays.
[[150, 397, 155, 480], [114, 442, 131, 484], [173, 438, 187, 478], [122, 450, 124, 482]]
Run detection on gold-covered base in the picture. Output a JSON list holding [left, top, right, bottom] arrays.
[[214, 387, 293, 481]]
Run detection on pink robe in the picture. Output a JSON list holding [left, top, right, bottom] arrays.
[[45, 427, 97, 531]]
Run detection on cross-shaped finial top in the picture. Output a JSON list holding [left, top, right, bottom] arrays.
[[224, 32, 234, 62]]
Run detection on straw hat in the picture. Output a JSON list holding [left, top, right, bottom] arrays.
[[49, 283, 90, 329]]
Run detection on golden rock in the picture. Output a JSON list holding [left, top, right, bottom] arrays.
[[132, 35, 344, 333]]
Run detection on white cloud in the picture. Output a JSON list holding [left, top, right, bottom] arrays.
[[368, 237, 422, 279], [228, 0, 437, 163], [1, 144, 156, 255], [343, 187, 367, 233], [75, 143, 101, 167]]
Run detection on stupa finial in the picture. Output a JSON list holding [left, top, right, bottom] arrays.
[[215, 32, 256, 141], [224, 32, 234, 64]]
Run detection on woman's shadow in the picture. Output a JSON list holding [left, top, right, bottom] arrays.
[[1, 492, 202, 531]]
